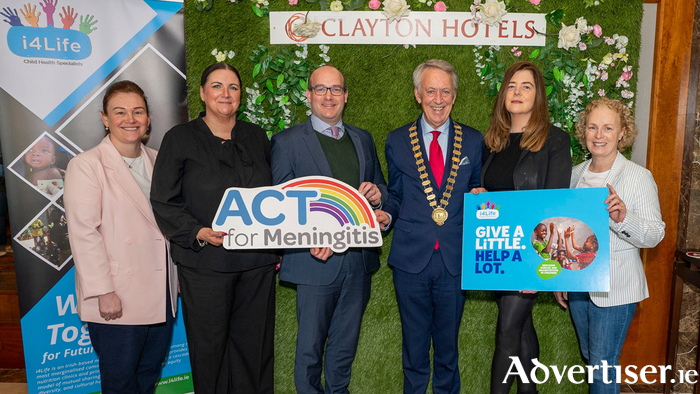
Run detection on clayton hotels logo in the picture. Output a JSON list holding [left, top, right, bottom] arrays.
[[476, 200, 500, 219], [285, 12, 308, 43], [4, 2, 96, 60], [213, 176, 383, 253]]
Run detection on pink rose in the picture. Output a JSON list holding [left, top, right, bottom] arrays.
[[593, 24, 602, 38], [529, 0, 540, 4], [622, 70, 633, 81], [369, 0, 381, 9], [434, 1, 446, 12], [289, 0, 298, 4]]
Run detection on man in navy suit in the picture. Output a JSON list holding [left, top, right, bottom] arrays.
[[375, 59, 483, 394], [271, 65, 387, 394]]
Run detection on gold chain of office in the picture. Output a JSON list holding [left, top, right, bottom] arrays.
[[409, 121, 463, 226]]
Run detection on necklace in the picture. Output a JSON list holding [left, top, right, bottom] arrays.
[[409, 121, 463, 226], [124, 156, 139, 169]]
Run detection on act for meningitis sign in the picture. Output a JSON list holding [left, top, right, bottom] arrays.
[[213, 176, 382, 252], [462, 188, 611, 292]]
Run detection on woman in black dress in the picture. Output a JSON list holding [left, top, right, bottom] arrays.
[[151, 63, 278, 394], [475, 61, 572, 394]]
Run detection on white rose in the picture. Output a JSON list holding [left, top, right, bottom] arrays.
[[557, 23, 581, 50], [479, 0, 507, 27], [575, 17, 588, 34], [382, 0, 410, 23], [293, 20, 322, 38], [330, 0, 343, 11], [617, 35, 629, 46]]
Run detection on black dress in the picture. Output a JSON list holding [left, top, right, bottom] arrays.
[[151, 114, 277, 394]]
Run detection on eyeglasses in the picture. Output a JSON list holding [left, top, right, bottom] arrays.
[[310, 85, 346, 96]]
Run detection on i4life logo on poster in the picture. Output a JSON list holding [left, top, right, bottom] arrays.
[[0, 0, 155, 122], [5, 2, 93, 60]]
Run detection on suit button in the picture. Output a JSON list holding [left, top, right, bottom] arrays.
[[126, 269, 133, 275], [125, 237, 133, 244]]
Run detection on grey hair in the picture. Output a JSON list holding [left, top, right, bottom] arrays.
[[412, 59, 458, 92]]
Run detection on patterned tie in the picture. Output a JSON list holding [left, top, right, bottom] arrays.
[[330, 126, 340, 140], [429, 130, 444, 250]]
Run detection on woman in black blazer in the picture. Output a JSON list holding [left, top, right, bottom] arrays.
[[151, 63, 278, 394], [474, 61, 572, 394]]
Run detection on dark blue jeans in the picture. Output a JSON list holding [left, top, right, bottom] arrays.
[[87, 293, 174, 394], [568, 292, 636, 394]]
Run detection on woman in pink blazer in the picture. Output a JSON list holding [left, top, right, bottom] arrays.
[[64, 81, 177, 394]]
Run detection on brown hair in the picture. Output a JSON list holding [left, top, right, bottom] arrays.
[[575, 97, 639, 152], [485, 61, 550, 153], [102, 80, 149, 115], [200, 62, 242, 88]]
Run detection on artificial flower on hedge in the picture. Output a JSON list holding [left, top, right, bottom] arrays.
[[382, 0, 411, 23]]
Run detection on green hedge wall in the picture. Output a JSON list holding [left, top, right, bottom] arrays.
[[184, 1, 643, 392]]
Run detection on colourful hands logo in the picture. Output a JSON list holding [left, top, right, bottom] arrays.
[[3, 1, 96, 60], [476, 200, 500, 219]]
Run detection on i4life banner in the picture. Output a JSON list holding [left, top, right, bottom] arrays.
[[0, 1, 193, 393], [461, 188, 611, 292]]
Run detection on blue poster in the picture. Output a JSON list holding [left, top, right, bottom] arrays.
[[462, 188, 610, 292], [21, 268, 193, 394]]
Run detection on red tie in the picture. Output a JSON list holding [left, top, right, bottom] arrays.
[[429, 131, 444, 188], [429, 131, 444, 250]]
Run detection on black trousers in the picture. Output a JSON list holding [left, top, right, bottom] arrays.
[[490, 291, 539, 394], [178, 264, 276, 394]]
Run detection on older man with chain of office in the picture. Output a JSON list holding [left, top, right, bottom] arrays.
[[376, 59, 483, 394]]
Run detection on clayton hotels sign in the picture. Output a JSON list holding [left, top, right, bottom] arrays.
[[270, 11, 546, 46]]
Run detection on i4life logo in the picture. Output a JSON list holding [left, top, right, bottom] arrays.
[[476, 200, 500, 219], [3, 2, 96, 60]]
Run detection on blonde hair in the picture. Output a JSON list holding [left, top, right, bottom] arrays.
[[485, 61, 550, 153], [575, 97, 639, 152]]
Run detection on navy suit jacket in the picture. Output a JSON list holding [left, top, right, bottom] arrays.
[[271, 119, 388, 286], [384, 116, 483, 276]]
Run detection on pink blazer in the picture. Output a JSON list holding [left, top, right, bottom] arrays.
[[65, 136, 177, 325]]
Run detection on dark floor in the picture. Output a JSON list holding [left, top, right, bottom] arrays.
[[0, 369, 25, 383]]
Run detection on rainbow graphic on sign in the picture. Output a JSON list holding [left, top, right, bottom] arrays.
[[212, 176, 382, 252], [282, 178, 377, 228]]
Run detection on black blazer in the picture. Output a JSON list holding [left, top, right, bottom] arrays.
[[481, 125, 572, 190], [151, 115, 279, 272]]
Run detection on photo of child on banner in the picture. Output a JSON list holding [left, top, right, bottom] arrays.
[[8, 132, 75, 198], [462, 187, 610, 292]]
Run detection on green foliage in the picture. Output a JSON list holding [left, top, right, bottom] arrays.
[[194, 0, 213, 12], [185, 1, 643, 392], [241, 44, 322, 137]]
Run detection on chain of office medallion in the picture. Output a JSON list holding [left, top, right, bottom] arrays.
[[408, 121, 463, 225]]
